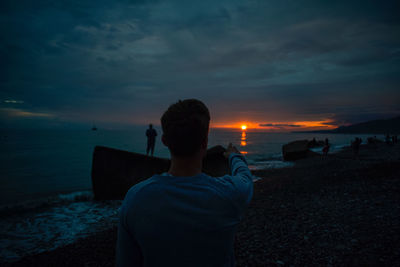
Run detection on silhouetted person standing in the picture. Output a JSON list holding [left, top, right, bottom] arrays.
[[385, 134, 391, 144], [322, 138, 330, 157], [146, 124, 157, 156], [352, 137, 362, 159]]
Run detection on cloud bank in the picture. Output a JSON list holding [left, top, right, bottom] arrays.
[[1, 0, 399, 128]]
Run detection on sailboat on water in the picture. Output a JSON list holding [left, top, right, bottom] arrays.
[[92, 124, 98, 131]]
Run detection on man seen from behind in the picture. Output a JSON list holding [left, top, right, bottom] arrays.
[[117, 99, 253, 266]]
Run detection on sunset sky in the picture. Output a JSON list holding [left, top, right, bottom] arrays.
[[1, 0, 399, 131]]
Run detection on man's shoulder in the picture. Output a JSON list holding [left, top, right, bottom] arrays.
[[129, 175, 160, 190], [195, 173, 251, 199], [124, 172, 249, 200], [206, 174, 245, 189], [125, 174, 231, 195], [124, 175, 162, 203]]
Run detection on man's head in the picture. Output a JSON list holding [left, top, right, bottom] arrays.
[[161, 99, 210, 158], [149, 124, 153, 129]]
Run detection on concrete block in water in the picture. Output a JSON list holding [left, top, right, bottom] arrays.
[[91, 145, 229, 200], [282, 140, 311, 161]]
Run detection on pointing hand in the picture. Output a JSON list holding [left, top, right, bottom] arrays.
[[223, 143, 240, 158]]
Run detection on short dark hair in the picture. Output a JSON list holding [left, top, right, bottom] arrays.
[[161, 99, 210, 157]]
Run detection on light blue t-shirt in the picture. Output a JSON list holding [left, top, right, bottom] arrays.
[[116, 153, 253, 267]]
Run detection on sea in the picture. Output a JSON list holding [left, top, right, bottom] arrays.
[[0, 126, 373, 262]]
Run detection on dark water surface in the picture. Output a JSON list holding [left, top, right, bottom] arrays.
[[0, 127, 372, 261]]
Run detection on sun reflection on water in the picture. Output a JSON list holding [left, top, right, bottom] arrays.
[[240, 130, 248, 154]]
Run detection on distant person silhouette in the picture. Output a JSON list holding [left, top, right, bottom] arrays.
[[146, 124, 157, 156], [352, 137, 362, 159], [385, 134, 391, 145], [322, 138, 330, 157]]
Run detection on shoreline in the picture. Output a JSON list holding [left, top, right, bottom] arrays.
[[3, 143, 400, 266]]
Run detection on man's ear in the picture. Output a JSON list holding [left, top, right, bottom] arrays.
[[162, 135, 168, 147], [201, 136, 208, 149]]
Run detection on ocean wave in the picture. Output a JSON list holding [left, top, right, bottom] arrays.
[[252, 175, 263, 182], [249, 160, 295, 170], [310, 143, 350, 154], [58, 191, 94, 202], [0, 191, 94, 217], [0, 192, 122, 262]]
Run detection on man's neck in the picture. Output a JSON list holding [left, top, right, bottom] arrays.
[[168, 155, 203, 177]]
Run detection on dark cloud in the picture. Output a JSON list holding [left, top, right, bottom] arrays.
[[0, 0, 399, 127], [259, 124, 302, 128]]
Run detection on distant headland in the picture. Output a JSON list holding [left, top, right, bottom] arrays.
[[294, 116, 400, 134]]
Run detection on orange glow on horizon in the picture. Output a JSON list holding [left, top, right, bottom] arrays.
[[211, 122, 260, 130], [211, 119, 337, 131]]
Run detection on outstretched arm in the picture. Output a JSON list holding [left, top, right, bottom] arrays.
[[223, 143, 254, 210]]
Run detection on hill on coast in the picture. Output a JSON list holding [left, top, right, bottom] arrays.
[[296, 116, 400, 134]]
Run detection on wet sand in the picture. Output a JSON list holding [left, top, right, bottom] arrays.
[[4, 143, 400, 266]]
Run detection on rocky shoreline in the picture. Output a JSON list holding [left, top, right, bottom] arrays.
[[4, 143, 400, 266]]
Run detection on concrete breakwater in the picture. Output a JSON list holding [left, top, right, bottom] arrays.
[[91, 145, 229, 200]]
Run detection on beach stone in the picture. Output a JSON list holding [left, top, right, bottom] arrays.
[[282, 140, 314, 161], [91, 145, 229, 200]]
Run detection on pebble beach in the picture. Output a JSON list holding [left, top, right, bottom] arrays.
[[4, 143, 400, 267]]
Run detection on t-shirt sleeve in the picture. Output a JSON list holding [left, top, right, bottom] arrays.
[[116, 211, 143, 267], [116, 188, 144, 267], [218, 153, 253, 214]]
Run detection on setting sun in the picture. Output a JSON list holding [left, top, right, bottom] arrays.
[[211, 119, 337, 131]]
